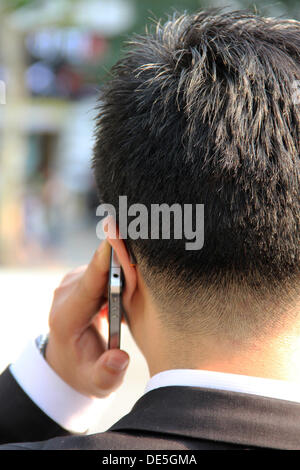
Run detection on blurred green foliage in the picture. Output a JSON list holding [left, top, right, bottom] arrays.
[[0, 0, 33, 12]]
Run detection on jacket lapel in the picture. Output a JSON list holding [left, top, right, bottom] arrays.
[[110, 386, 300, 449]]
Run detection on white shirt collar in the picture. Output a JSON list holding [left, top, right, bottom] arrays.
[[145, 369, 300, 404]]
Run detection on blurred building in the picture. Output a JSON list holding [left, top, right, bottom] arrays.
[[0, 0, 135, 266]]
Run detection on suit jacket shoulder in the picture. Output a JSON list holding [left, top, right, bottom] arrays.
[[1, 367, 300, 450]]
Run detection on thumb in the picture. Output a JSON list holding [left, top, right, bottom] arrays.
[[91, 349, 130, 398]]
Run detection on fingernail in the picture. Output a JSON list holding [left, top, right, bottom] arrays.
[[105, 354, 129, 371]]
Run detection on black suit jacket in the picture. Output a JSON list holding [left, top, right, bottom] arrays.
[[0, 366, 300, 450]]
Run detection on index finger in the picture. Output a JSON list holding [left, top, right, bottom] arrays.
[[79, 239, 111, 301], [59, 239, 111, 335]]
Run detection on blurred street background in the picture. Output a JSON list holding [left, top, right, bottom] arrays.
[[0, 0, 299, 432]]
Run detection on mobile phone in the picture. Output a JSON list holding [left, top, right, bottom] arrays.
[[108, 248, 123, 349]]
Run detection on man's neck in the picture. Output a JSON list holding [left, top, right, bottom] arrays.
[[146, 327, 300, 383]]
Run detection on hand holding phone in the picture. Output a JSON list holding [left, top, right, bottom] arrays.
[[46, 241, 129, 398]]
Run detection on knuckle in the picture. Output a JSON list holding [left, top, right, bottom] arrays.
[[53, 286, 63, 298]]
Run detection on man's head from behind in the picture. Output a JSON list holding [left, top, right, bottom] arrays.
[[93, 9, 300, 373]]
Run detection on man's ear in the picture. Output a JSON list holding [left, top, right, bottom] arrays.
[[105, 224, 137, 309]]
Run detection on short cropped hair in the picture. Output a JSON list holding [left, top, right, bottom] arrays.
[[93, 9, 300, 337]]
